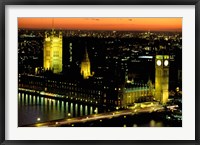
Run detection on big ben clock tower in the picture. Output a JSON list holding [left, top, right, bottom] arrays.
[[155, 54, 169, 104]]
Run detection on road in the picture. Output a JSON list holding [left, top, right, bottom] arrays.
[[25, 103, 165, 127]]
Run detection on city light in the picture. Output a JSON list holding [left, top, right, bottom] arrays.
[[18, 18, 182, 127]]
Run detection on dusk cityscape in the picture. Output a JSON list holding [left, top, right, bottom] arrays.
[[18, 18, 182, 127]]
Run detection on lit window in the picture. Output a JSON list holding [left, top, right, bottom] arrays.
[[53, 51, 59, 57], [46, 51, 50, 56]]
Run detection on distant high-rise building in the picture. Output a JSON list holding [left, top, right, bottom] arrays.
[[80, 48, 92, 79], [43, 30, 62, 74], [155, 54, 169, 104]]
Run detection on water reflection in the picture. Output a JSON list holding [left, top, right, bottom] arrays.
[[18, 92, 99, 126], [18, 92, 167, 127], [150, 120, 155, 127]]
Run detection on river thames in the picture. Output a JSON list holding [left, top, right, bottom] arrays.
[[18, 92, 181, 127]]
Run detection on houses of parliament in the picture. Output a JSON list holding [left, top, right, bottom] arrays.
[[19, 30, 170, 109]]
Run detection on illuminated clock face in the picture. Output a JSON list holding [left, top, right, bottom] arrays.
[[164, 60, 169, 66], [156, 60, 162, 66]]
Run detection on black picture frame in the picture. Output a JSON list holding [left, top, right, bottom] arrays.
[[0, 0, 200, 145]]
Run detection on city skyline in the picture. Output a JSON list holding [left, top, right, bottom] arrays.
[[18, 18, 182, 31], [18, 18, 182, 127]]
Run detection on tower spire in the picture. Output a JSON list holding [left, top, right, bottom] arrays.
[[80, 45, 93, 79], [52, 18, 54, 29], [52, 18, 55, 34], [84, 47, 89, 61], [83, 42, 89, 62]]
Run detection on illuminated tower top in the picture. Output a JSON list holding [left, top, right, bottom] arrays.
[[43, 30, 63, 74], [80, 48, 93, 79], [155, 52, 169, 104]]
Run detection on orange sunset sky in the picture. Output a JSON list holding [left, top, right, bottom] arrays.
[[18, 18, 182, 31]]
